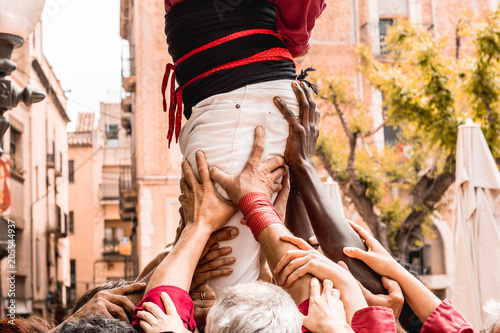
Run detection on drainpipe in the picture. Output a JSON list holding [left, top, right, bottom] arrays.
[[353, 0, 364, 101], [30, 100, 34, 316], [431, 0, 438, 39]]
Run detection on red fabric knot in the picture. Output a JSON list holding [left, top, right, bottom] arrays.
[[161, 29, 295, 148]]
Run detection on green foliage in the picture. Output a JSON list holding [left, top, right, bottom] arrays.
[[379, 198, 411, 250], [316, 10, 500, 250]]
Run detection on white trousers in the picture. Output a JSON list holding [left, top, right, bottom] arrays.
[[179, 79, 300, 294]]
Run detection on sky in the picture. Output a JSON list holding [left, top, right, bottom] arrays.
[[42, 0, 123, 131]]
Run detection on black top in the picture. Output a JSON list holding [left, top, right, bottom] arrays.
[[165, 0, 297, 119]]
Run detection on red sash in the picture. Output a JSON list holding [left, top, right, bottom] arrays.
[[161, 29, 295, 147]]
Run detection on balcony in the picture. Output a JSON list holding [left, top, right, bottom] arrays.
[[99, 182, 120, 201], [103, 239, 120, 256], [47, 205, 67, 238], [122, 75, 136, 93], [122, 95, 132, 113], [119, 164, 137, 221], [0, 218, 9, 259], [47, 153, 55, 169], [121, 112, 132, 135]]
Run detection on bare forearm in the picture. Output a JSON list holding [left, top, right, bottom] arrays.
[[135, 247, 171, 283], [258, 224, 311, 304], [147, 224, 212, 293], [291, 162, 385, 294], [392, 266, 441, 323], [285, 183, 315, 242]]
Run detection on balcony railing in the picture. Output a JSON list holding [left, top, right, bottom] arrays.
[[119, 163, 137, 221], [103, 239, 120, 256], [0, 218, 9, 259], [47, 153, 55, 169], [99, 183, 120, 201]]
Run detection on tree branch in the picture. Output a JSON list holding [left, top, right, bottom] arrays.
[[394, 154, 456, 258], [329, 95, 355, 140], [361, 118, 389, 138]]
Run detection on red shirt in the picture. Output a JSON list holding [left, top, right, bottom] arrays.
[[164, 0, 326, 57], [299, 299, 397, 333], [421, 299, 478, 333], [132, 285, 196, 332]]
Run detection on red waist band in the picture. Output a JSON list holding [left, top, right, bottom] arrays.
[[161, 29, 295, 148]]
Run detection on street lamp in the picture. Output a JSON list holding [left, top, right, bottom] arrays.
[[0, 0, 47, 155]]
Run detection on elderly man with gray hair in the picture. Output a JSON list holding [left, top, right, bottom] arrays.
[[205, 281, 302, 333]]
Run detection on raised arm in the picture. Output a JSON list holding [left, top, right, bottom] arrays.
[[273, 81, 385, 295], [133, 151, 237, 332], [210, 126, 312, 305]]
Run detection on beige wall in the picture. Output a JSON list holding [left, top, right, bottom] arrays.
[[0, 22, 70, 320], [123, 0, 184, 271], [68, 102, 134, 304], [68, 144, 99, 299]]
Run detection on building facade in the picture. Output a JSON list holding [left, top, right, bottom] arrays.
[[119, 0, 184, 274], [117, 0, 499, 302], [0, 23, 71, 321], [68, 104, 135, 306]]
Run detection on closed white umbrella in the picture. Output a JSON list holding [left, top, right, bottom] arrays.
[[450, 119, 500, 330]]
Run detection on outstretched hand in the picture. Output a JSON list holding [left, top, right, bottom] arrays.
[[302, 278, 354, 333], [274, 81, 320, 170], [67, 283, 146, 324], [210, 126, 286, 204], [343, 220, 401, 279], [180, 150, 238, 233], [337, 261, 404, 321], [274, 235, 367, 325]]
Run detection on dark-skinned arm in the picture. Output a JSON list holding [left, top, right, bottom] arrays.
[[274, 82, 423, 332], [273, 82, 385, 294], [285, 179, 316, 244]]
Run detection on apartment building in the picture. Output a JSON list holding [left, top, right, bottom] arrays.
[[67, 104, 135, 306], [0, 23, 70, 321]]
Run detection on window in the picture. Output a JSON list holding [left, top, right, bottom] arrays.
[[106, 124, 120, 148], [59, 151, 63, 174], [379, 19, 394, 55], [69, 211, 74, 235], [382, 95, 400, 145], [10, 128, 22, 173], [106, 124, 119, 140], [56, 205, 62, 232], [70, 260, 76, 285], [68, 160, 74, 183], [69, 259, 77, 305]]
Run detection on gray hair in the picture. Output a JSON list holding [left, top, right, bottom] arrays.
[[485, 299, 500, 333], [205, 281, 302, 333], [54, 315, 136, 333]]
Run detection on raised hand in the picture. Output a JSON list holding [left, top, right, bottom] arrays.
[[302, 278, 354, 333], [190, 240, 235, 291], [273, 170, 291, 221], [274, 234, 367, 324], [190, 284, 217, 331], [343, 220, 400, 279], [209, 126, 286, 204], [273, 81, 320, 170], [67, 283, 146, 324], [337, 261, 404, 321], [180, 150, 238, 233]]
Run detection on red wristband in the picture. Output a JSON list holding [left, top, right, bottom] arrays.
[[238, 192, 283, 240]]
